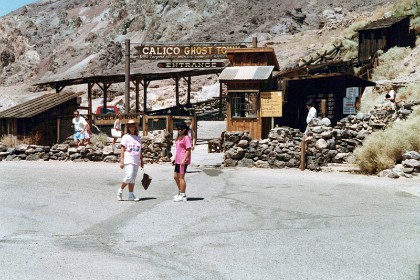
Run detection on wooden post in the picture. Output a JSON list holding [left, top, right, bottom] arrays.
[[175, 77, 180, 115], [300, 137, 306, 171], [321, 99, 326, 118], [142, 115, 148, 136], [166, 114, 173, 135], [135, 80, 139, 113], [187, 76, 191, 106], [252, 37, 258, 48], [219, 82, 223, 115], [88, 82, 93, 115], [57, 118, 60, 144], [125, 39, 130, 113]]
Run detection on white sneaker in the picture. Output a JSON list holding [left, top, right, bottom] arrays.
[[117, 192, 123, 201], [128, 194, 140, 202], [173, 194, 180, 199], [173, 195, 187, 202]]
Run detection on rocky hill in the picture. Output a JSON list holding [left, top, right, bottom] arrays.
[[0, 0, 408, 110]]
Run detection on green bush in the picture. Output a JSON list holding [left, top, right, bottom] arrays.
[[371, 47, 411, 80], [354, 106, 420, 174]]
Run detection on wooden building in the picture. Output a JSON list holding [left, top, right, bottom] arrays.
[[219, 48, 281, 139], [281, 73, 375, 132], [220, 47, 376, 137], [0, 92, 82, 146], [358, 15, 412, 62]]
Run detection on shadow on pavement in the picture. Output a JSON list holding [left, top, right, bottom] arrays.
[[187, 197, 204, 201]]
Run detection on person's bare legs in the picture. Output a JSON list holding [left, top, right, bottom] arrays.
[[174, 172, 181, 192], [128, 183, 135, 192], [178, 173, 186, 193]]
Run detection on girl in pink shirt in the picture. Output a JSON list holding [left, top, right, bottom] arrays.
[[173, 123, 192, 202]]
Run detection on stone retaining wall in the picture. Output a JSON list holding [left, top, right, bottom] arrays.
[[223, 101, 420, 174], [0, 131, 173, 163]]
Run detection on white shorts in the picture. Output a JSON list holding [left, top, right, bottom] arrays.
[[123, 164, 139, 184]]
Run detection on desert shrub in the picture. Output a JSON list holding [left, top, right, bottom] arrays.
[[359, 88, 385, 113], [90, 133, 108, 146], [411, 16, 420, 29], [341, 38, 358, 60], [397, 83, 420, 102], [394, 0, 420, 17], [354, 106, 420, 174], [371, 47, 411, 80]]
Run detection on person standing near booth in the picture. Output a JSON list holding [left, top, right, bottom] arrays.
[[305, 100, 317, 134]]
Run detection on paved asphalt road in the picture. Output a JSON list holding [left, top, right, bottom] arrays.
[[0, 157, 419, 279]]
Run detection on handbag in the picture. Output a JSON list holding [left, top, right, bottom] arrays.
[[141, 172, 152, 190], [111, 128, 122, 138]]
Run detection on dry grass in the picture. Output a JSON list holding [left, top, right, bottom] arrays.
[[371, 47, 411, 80], [354, 106, 420, 174], [397, 83, 420, 102], [90, 133, 108, 146], [359, 89, 385, 113], [393, 0, 420, 17]]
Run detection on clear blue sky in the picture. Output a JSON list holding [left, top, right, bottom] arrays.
[[0, 0, 38, 17]]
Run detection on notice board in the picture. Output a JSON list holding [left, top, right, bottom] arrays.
[[260, 91, 283, 117]]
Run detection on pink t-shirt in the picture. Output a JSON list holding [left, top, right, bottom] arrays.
[[121, 134, 142, 166], [175, 135, 192, 165]]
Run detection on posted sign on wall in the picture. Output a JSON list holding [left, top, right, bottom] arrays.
[[260, 91, 283, 117]]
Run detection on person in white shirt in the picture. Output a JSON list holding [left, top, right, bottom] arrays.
[[306, 101, 317, 123], [72, 110, 88, 146], [117, 119, 144, 202], [384, 84, 397, 111], [305, 101, 317, 134]]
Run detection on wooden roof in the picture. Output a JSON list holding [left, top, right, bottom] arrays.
[[226, 47, 280, 71], [219, 66, 275, 81], [358, 15, 411, 31], [286, 73, 376, 87], [34, 63, 225, 88], [0, 92, 83, 118]]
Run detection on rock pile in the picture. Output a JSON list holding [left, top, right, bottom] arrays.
[[0, 131, 173, 163], [378, 151, 420, 178], [223, 127, 303, 169]]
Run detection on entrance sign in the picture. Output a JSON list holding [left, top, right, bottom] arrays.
[[260, 91, 283, 117], [158, 62, 225, 68], [136, 45, 246, 60], [94, 114, 141, 126]]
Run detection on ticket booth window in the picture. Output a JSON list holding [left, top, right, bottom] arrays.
[[231, 92, 258, 118]]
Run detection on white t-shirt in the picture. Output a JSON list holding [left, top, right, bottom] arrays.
[[121, 134, 142, 166], [388, 90, 396, 100], [306, 107, 317, 124], [72, 116, 87, 132]]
